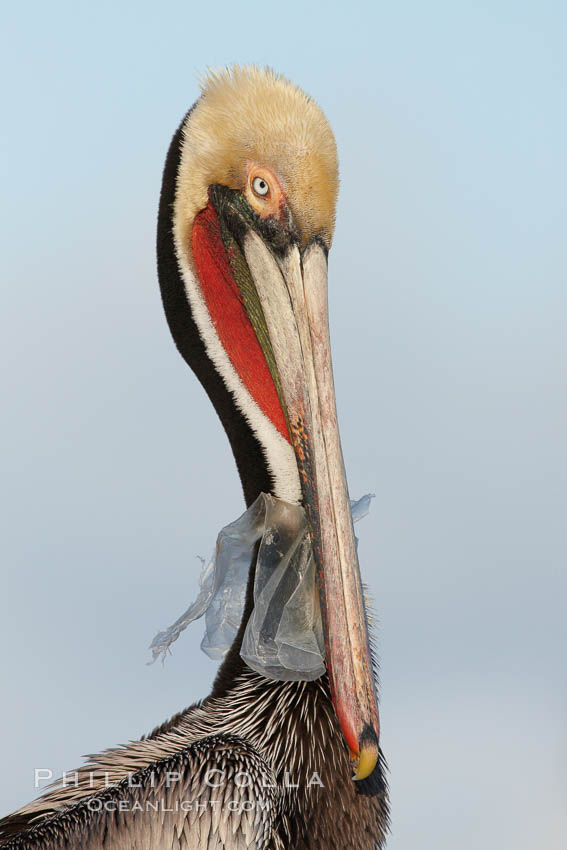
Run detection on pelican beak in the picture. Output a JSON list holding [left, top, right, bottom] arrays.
[[205, 186, 380, 781]]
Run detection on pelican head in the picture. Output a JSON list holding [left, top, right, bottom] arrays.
[[158, 65, 380, 781]]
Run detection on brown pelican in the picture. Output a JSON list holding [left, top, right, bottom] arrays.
[[0, 66, 389, 849]]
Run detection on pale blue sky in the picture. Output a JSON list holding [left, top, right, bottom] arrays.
[[1, 1, 566, 847]]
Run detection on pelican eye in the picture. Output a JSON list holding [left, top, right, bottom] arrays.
[[252, 176, 270, 197]]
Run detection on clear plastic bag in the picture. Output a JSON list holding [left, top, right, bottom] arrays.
[[149, 492, 373, 682], [240, 495, 324, 681]]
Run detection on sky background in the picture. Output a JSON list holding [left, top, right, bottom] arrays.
[[1, 1, 565, 846]]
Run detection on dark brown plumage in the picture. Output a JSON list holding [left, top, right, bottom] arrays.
[[0, 665, 388, 848]]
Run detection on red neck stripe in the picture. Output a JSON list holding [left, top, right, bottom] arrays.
[[192, 203, 289, 443]]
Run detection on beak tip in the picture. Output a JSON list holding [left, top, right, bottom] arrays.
[[351, 724, 379, 781], [352, 747, 379, 781]]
